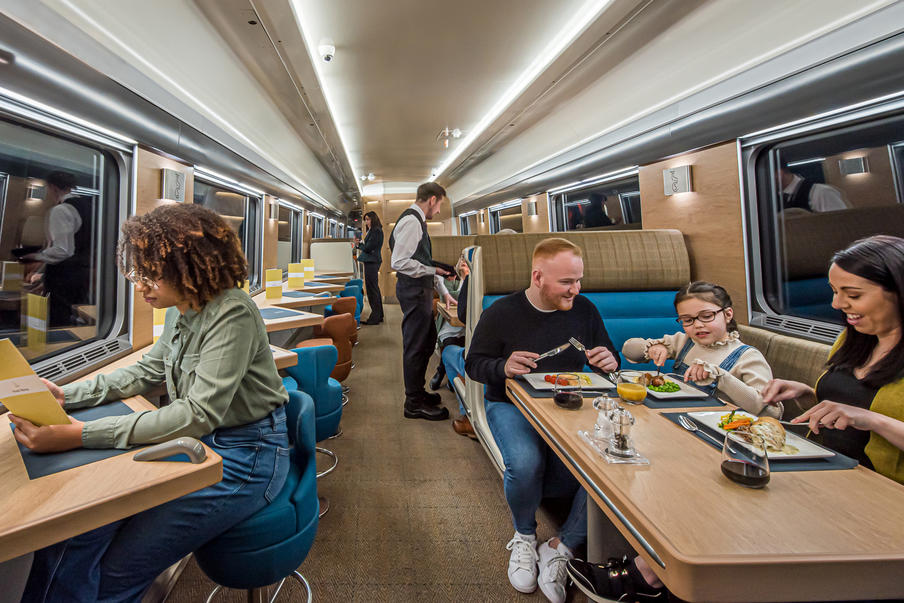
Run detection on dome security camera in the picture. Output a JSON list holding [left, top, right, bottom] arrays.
[[318, 41, 335, 62]]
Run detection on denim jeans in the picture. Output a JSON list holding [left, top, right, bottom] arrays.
[[441, 344, 466, 415], [485, 399, 587, 549], [22, 405, 290, 603]]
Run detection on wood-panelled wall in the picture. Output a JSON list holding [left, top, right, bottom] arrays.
[[638, 142, 749, 323], [132, 147, 194, 348], [261, 194, 279, 272], [521, 193, 550, 233]]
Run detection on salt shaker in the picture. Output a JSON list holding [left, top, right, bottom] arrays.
[[592, 394, 620, 442], [608, 406, 636, 458]]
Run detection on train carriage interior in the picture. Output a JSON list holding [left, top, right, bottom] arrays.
[[1, 1, 904, 602]]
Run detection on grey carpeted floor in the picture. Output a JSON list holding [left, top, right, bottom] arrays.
[[166, 304, 577, 602]]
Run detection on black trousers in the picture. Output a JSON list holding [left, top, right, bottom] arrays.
[[362, 262, 383, 321], [397, 279, 437, 400]]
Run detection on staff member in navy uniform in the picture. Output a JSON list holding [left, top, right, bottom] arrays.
[[390, 181, 456, 420]]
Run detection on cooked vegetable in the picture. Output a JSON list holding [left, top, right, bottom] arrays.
[[648, 381, 680, 393]]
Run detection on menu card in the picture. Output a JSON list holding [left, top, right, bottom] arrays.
[[0, 338, 69, 425]]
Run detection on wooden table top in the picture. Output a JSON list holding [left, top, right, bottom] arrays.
[[314, 271, 353, 278], [260, 308, 323, 333], [294, 282, 344, 294], [436, 302, 463, 327], [310, 276, 351, 285], [253, 291, 335, 310], [505, 379, 904, 602], [270, 345, 297, 370], [0, 394, 221, 563]]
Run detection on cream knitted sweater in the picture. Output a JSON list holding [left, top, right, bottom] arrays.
[[622, 331, 780, 418]]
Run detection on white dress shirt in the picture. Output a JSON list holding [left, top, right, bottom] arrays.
[[33, 203, 82, 263], [390, 203, 448, 297], [783, 175, 849, 212]]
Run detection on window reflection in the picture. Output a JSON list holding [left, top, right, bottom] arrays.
[[551, 176, 641, 232], [759, 114, 904, 325], [0, 119, 113, 361]]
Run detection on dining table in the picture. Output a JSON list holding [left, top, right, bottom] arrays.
[[505, 377, 904, 602]]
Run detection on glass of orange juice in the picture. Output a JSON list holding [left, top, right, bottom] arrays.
[[616, 373, 647, 405]]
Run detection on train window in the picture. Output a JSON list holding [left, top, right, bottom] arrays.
[[310, 214, 324, 238], [276, 205, 299, 273], [194, 179, 261, 288], [458, 213, 477, 235], [0, 118, 119, 363], [745, 103, 904, 336], [489, 201, 524, 233], [549, 175, 641, 232]]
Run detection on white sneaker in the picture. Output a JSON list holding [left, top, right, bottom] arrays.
[[505, 532, 539, 593], [538, 539, 573, 603]]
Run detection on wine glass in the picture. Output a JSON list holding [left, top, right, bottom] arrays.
[[616, 373, 647, 405], [552, 373, 583, 410], [721, 431, 770, 488]]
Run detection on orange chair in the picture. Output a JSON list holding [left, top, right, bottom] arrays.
[[300, 313, 355, 407], [330, 297, 358, 346]]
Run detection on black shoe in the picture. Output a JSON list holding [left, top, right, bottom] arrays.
[[421, 391, 442, 406], [404, 399, 449, 421], [566, 557, 666, 603], [361, 318, 382, 325], [429, 366, 446, 391]]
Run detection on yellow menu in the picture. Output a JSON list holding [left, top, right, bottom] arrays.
[[0, 338, 70, 426]]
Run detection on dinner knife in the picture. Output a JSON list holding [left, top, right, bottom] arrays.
[[536, 342, 571, 361]]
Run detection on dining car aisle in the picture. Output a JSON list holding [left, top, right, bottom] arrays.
[[167, 304, 567, 601]]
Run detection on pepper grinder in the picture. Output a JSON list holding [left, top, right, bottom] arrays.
[[607, 406, 636, 458]]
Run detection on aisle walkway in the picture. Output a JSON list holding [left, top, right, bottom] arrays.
[[168, 304, 567, 602]]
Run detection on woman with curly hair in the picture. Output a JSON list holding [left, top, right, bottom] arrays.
[[11, 203, 290, 603]]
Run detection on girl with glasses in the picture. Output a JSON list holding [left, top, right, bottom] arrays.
[[621, 281, 779, 418]]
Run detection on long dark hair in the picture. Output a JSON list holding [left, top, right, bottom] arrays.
[[674, 281, 739, 332], [825, 235, 904, 388], [364, 211, 382, 230]]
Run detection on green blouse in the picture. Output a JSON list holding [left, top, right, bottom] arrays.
[[63, 288, 288, 449]]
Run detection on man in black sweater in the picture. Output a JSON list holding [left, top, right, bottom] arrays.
[[465, 237, 619, 603]]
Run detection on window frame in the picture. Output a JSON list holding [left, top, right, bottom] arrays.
[[193, 175, 263, 290], [0, 93, 133, 379], [740, 92, 904, 342]]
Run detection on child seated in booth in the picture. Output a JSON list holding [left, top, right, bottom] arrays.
[[621, 281, 780, 418]]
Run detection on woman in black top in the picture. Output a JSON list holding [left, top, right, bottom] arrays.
[[355, 211, 384, 324]]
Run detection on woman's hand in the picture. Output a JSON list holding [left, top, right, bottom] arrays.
[[40, 377, 65, 406], [791, 400, 877, 434], [9, 414, 84, 452], [762, 378, 815, 405], [683, 363, 711, 383], [647, 343, 668, 367]]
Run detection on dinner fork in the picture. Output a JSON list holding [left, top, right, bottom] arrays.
[[571, 337, 619, 384]]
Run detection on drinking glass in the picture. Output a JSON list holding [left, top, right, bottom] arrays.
[[720, 431, 770, 488], [616, 373, 647, 405], [552, 373, 583, 410]]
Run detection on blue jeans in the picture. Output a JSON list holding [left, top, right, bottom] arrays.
[[485, 399, 587, 549], [441, 344, 466, 415], [23, 405, 290, 603]]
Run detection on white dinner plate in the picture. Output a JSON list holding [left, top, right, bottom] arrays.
[[522, 372, 614, 391], [619, 371, 709, 399], [686, 411, 835, 459]]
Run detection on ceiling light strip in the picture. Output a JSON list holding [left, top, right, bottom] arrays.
[[432, 0, 615, 180], [57, 0, 332, 207], [194, 166, 266, 198], [289, 0, 363, 197], [489, 198, 524, 212], [547, 166, 639, 194]]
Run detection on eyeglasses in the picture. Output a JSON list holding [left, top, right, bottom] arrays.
[[676, 308, 726, 327], [125, 269, 158, 290]]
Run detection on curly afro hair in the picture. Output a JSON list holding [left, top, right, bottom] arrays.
[[118, 203, 247, 309]]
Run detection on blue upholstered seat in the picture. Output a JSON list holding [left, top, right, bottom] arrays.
[[282, 345, 343, 441], [482, 290, 679, 372], [195, 389, 318, 595], [340, 284, 363, 324]]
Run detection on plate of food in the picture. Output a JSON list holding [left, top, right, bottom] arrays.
[[620, 371, 709, 399], [687, 410, 835, 459], [522, 372, 614, 391]]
